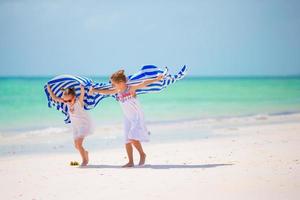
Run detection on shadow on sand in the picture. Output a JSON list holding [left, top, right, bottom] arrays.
[[80, 163, 234, 169]]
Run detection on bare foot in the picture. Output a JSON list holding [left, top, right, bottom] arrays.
[[139, 153, 146, 166], [81, 151, 89, 166], [122, 162, 134, 168]]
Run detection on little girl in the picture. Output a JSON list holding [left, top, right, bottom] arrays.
[[89, 70, 163, 167], [47, 84, 92, 166]]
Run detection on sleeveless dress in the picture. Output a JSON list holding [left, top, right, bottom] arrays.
[[68, 99, 93, 139], [117, 86, 150, 144]]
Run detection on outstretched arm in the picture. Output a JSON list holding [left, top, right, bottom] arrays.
[[131, 74, 164, 91], [78, 85, 85, 107], [47, 84, 64, 103], [89, 87, 118, 95]]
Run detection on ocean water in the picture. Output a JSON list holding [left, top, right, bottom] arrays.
[[1, 76, 300, 156], [0, 76, 300, 133]]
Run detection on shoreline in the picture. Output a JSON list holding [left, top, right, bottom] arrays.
[[1, 108, 300, 134], [2, 110, 300, 134], [1, 112, 300, 157]]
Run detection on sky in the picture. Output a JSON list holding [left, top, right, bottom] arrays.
[[0, 0, 300, 76]]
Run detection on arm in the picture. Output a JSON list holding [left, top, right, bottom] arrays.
[[131, 74, 164, 91], [89, 87, 118, 95], [47, 84, 64, 103], [78, 85, 85, 107]]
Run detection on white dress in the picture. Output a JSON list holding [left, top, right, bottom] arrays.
[[68, 100, 92, 139], [117, 86, 150, 144]]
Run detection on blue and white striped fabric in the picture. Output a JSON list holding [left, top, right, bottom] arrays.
[[128, 65, 187, 95], [44, 75, 98, 123], [44, 65, 187, 123]]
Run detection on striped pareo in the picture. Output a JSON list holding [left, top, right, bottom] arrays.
[[44, 65, 187, 123]]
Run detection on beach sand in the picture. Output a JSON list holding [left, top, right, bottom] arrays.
[[0, 117, 299, 200]]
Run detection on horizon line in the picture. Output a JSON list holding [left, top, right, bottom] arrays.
[[1, 74, 300, 78]]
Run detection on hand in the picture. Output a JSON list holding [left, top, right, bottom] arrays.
[[88, 87, 94, 95], [47, 84, 51, 91], [156, 74, 164, 81]]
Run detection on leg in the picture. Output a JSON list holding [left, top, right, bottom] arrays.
[[122, 142, 134, 168], [132, 140, 146, 166], [74, 138, 89, 166]]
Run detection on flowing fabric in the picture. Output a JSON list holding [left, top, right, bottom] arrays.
[[44, 65, 187, 123]]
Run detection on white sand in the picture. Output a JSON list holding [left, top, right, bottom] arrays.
[[0, 117, 300, 200]]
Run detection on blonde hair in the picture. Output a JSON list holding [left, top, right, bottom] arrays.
[[110, 69, 127, 83]]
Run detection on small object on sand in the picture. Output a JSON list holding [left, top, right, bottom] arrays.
[[70, 161, 79, 166]]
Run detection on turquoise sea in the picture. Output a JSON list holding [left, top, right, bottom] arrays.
[[0, 76, 300, 134], [0, 76, 300, 156]]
